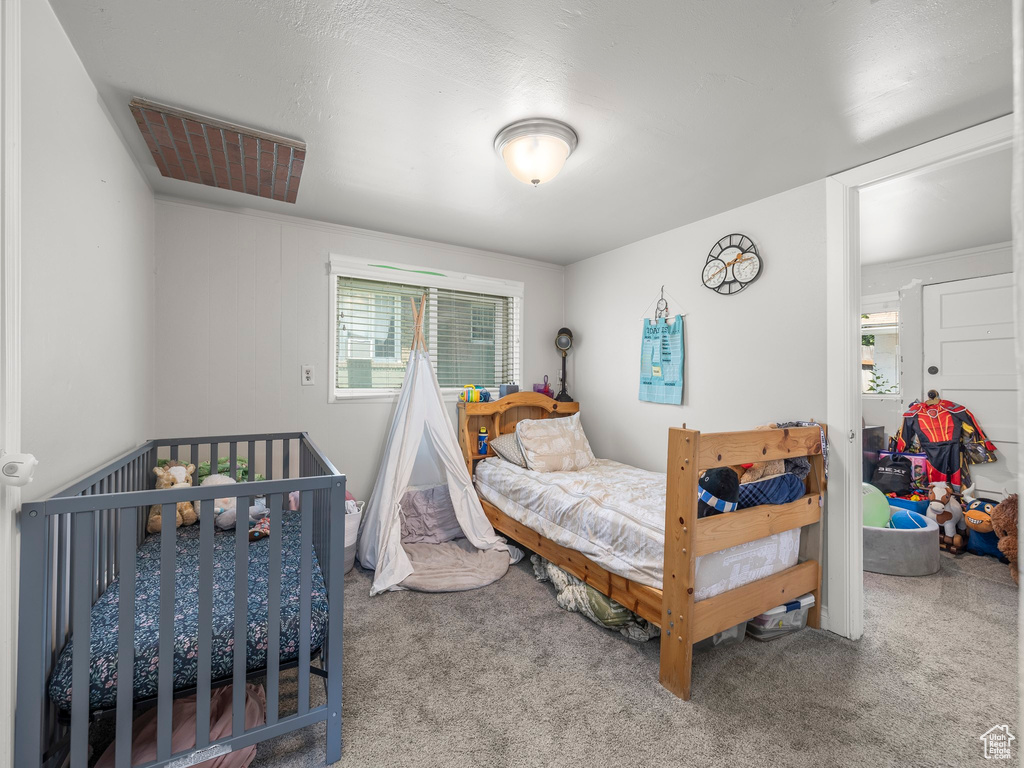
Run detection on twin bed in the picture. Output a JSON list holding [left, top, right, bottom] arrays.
[[458, 393, 825, 700]]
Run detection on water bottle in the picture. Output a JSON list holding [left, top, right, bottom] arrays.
[[477, 427, 489, 456]]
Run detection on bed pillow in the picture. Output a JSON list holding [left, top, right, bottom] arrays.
[[400, 484, 463, 544], [737, 472, 805, 509], [515, 413, 595, 473], [489, 433, 527, 467]]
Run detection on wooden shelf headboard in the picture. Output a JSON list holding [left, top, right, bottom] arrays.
[[456, 392, 579, 476]]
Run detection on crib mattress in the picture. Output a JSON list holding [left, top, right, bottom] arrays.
[[475, 458, 800, 596], [48, 512, 329, 712]]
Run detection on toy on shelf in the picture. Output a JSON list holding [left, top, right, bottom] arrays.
[[990, 494, 1019, 584], [458, 385, 491, 403], [927, 481, 967, 554]]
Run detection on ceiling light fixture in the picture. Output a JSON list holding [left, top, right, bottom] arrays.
[[494, 118, 578, 186]]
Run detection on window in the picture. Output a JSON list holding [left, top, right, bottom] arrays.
[[331, 257, 522, 396], [861, 310, 900, 395]]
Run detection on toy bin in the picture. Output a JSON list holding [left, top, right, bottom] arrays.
[[888, 496, 929, 515], [746, 593, 815, 641], [344, 500, 365, 574]]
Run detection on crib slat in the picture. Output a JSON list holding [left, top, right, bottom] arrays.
[[71, 512, 95, 768], [266, 493, 283, 725], [157, 512, 176, 761], [115, 509, 138, 768], [170, 444, 179, 462], [230, 442, 238, 483], [326, 476, 346, 763], [211, 443, 219, 482], [191, 443, 200, 470], [196, 499, 215, 749], [266, 440, 273, 481], [233, 494, 248, 737], [298, 491, 312, 715], [248, 440, 256, 482], [283, 439, 291, 480]]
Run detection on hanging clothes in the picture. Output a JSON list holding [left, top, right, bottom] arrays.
[[895, 399, 996, 489]]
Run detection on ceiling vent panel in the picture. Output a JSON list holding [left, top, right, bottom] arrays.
[[129, 98, 305, 203]]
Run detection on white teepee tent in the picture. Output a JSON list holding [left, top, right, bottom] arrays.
[[357, 295, 521, 595]]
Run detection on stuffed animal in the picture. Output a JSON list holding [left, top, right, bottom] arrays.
[[739, 424, 785, 483], [927, 481, 966, 553], [147, 462, 198, 534], [697, 467, 739, 518], [990, 494, 1019, 584], [202, 474, 272, 533]]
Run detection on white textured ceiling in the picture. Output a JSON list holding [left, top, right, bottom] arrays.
[[50, 0, 1012, 264], [860, 147, 1012, 265]]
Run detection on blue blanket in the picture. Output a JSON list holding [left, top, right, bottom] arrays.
[[48, 511, 329, 712], [737, 473, 805, 509]]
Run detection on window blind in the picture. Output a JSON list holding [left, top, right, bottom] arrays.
[[335, 276, 521, 390]]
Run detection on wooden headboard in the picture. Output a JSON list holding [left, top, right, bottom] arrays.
[[456, 392, 579, 476]]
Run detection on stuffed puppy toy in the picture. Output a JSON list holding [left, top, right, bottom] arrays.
[[147, 462, 198, 534], [990, 494, 1019, 584], [739, 424, 786, 484], [697, 467, 740, 518]]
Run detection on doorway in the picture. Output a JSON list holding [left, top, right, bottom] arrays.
[[824, 114, 1014, 641]]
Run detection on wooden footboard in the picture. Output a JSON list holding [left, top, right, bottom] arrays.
[[458, 395, 825, 702]]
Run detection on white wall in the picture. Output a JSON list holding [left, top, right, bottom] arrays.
[[21, 0, 155, 500], [860, 243, 1013, 432], [564, 181, 827, 472], [153, 200, 564, 499]]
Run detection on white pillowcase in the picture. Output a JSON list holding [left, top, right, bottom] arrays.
[[515, 413, 595, 472]]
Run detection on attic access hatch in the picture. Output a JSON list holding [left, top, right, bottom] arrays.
[[129, 97, 305, 203]]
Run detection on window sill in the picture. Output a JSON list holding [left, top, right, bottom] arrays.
[[330, 388, 465, 404], [862, 393, 902, 401]]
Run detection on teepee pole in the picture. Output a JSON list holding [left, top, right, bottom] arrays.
[[409, 293, 428, 352]]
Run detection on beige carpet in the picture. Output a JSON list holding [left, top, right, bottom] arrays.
[[251, 552, 1018, 768]]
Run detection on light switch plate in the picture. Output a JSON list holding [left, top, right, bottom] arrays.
[[301, 364, 315, 386]]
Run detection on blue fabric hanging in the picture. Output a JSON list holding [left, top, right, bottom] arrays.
[[639, 315, 684, 404]]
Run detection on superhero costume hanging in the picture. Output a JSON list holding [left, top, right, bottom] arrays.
[[894, 399, 996, 490]]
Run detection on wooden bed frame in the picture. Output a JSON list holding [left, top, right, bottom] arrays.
[[457, 392, 825, 701]]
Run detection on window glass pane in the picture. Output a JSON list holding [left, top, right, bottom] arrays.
[[335, 276, 520, 390], [861, 311, 899, 395]]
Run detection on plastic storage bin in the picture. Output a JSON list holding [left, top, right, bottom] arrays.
[[888, 496, 929, 515], [694, 621, 745, 651], [344, 500, 365, 574], [746, 593, 815, 641]]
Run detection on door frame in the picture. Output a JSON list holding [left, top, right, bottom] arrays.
[[0, 0, 21, 765], [824, 114, 1013, 640]]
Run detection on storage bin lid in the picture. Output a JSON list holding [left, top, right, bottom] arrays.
[[753, 592, 814, 619]]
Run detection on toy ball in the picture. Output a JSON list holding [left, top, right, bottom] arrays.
[[887, 509, 929, 530], [862, 483, 891, 528]]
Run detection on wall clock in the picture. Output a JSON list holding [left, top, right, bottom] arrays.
[[701, 234, 762, 295]]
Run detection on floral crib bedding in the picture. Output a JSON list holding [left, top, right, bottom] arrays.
[[48, 511, 329, 712]]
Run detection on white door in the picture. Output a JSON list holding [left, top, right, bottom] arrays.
[[923, 273, 1017, 496]]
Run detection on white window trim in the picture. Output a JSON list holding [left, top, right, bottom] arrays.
[[328, 254, 524, 403], [861, 293, 902, 400]]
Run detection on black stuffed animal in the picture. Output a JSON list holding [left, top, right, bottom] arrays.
[[697, 467, 740, 518]]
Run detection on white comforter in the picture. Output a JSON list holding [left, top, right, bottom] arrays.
[[475, 458, 799, 599]]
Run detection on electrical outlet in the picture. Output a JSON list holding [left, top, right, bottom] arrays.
[[301, 365, 315, 386]]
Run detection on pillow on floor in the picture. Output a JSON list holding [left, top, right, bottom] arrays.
[[516, 413, 595, 472], [400, 484, 463, 544], [490, 433, 527, 467]]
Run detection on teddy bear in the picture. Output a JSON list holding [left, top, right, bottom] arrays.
[[990, 494, 1019, 584], [739, 424, 785, 484], [147, 461, 198, 534]]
